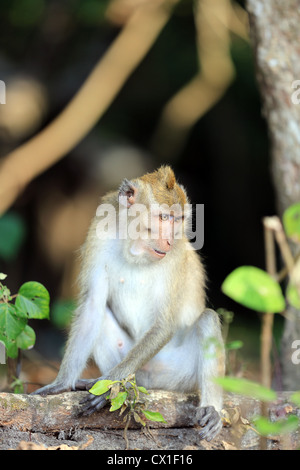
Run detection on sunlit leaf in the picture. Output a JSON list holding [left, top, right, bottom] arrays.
[[15, 282, 50, 319], [215, 377, 277, 402], [89, 379, 116, 396], [0, 273, 7, 281], [142, 410, 166, 423], [222, 266, 285, 313], [110, 392, 128, 412], [253, 415, 299, 436], [16, 325, 36, 350], [283, 202, 300, 243], [10, 378, 24, 394], [138, 386, 149, 394], [0, 303, 27, 358]]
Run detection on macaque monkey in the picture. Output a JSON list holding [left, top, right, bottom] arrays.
[[33, 166, 224, 441]]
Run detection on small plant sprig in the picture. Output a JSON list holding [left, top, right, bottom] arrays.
[[0, 273, 50, 359], [89, 374, 166, 448]]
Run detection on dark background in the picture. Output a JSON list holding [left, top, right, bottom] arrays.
[[0, 0, 279, 373]]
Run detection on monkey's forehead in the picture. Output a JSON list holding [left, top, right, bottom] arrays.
[[137, 166, 187, 208]]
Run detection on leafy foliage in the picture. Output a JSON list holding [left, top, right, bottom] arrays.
[[0, 274, 50, 358], [253, 415, 299, 436], [221, 266, 285, 313], [283, 202, 300, 243], [215, 376, 277, 401], [286, 281, 300, 309], [89, 374, 166, 448]]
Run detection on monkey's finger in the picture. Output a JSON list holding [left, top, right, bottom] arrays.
[[82, 399, 106, 416], [197, 406, 216, 426], [79, 394, 108, 416], [197, 406, 222, 440], [79, 393, 103, 405], [205, 420, 223, 442], [200, 418, 223, 442]]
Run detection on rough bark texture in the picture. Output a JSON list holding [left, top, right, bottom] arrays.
[[0, 390, 300, 450], [0, 390, 198, 432], [247, 0, 300, 389]]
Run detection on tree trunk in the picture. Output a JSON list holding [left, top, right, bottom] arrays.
[[0, 390, 299, 450], [247, 0, 300, 389]]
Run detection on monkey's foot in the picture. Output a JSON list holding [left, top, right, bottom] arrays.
[[32, 379, 100, 396], [31, 382, 71, 396], [197, 406, 222, 442]]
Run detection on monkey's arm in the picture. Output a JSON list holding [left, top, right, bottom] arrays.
[[32, 265, 109, 396], [80, 315, 175, 415]]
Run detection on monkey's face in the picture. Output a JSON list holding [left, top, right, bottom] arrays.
[[125, 205, 185, 263], [117, 166, 190, 264]]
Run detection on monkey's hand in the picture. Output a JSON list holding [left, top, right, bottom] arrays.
[[196, 406, 223, 442]]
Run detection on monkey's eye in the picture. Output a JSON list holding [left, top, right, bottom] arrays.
[[160, 214, 169, 222]]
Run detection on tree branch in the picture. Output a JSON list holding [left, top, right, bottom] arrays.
[[0, 0, 179, 215]]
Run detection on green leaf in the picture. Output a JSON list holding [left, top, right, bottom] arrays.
[[0, 303, 27, 358], [110, 391, 128, 411], [16, 325, 36, 350], [142, 410, 167, 423], [89, 379, 116, 395], [10, 378, 24, 394], [221, 266, 285, 313], [15, 282, 50, 319], [137, 386, 149, 394], [290, 391, 300, 406], [51, 299, 75, 329], [215, 377, 277, 402], [0, 212, 26, 261], [253, 415, 299, 436], [0, 273, 7, 281], [226, 340, 244, 350], [286, 282, 300, 309], [283, 203, 300, 243]]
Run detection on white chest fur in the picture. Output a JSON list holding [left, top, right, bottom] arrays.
[[105, 248, 167, 340]]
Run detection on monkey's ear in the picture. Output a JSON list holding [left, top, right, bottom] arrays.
[[118, 179, 138, 207]]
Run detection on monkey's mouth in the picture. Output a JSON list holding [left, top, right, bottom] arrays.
[[152, 248, 167, 258]]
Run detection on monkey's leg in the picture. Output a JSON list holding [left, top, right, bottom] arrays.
[[32, 272, 109, 396], [79, 306, 133, 414], [196, 309, 225, 441]]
